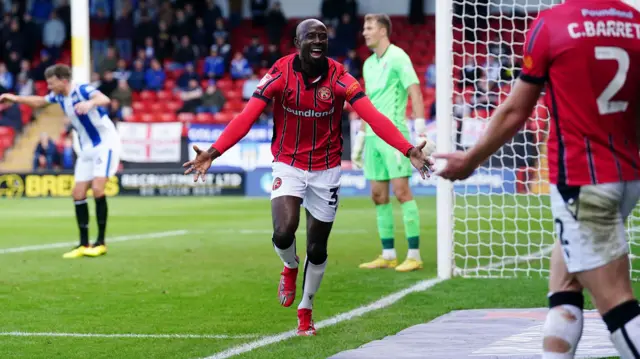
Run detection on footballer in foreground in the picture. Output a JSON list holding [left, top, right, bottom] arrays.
[[436, 0, 640, 357], [184, 18, 433, 336]]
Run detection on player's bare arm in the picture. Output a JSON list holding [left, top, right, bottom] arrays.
[[183, 97, 267, 182], [75, 91, 110, 115], [352, 95, 434, 178], [0, 94, 50, 108], [434, 79, 543, 180]]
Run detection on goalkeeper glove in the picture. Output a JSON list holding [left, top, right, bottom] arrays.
[[414, 118, 436, 157], [351, 131, 365, 169]]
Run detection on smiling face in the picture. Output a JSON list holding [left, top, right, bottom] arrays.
[[295, 20, 328, 66]]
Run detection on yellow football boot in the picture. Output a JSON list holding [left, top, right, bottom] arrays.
[[395, 258, 423, 272], [62, 245, 89, 259], [83, 244, 107, 257], [359, 256, 397, 269]]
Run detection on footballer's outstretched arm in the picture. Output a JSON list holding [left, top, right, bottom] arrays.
[[0, 93, 50, 108], [464, 79, 542, 166], [434, 79, 543, 180]]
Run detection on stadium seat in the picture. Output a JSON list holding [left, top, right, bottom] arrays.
[[234, 79, 246, 90], [158, 113, 177, 122], [19, 104, 32, 124], [177, 112, 195, 123], [140, 113, 155, 122], [157, 90, 172, 101], [0, 126, 15, 138], [195, 113, 215, 124], [132, 101, 148, 113], [35, 81, 48, 96], [166, 101, 182, 113], [214, 112, 234, 123], [139, 90, 156, 101], [226, 89, 241, 100], [164, 79, 176, 91], [0, 135, 14, 149], [124, 113, 138, 122], [223, 100, 244, 113], [216, 78, 233, 91], [149, 102, 166, 113]]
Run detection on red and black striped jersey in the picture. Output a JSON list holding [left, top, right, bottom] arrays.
[[253, 54, 365, 171], [521, 0, 640, 185]]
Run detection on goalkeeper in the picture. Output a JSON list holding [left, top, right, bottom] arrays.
[[352, 14, 433, 272]]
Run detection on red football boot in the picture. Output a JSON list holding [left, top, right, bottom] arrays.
[[278, 265, 298, 307], [297, 308, 316, 336]]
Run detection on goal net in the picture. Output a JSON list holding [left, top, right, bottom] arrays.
[[443, 0, 640, 279]]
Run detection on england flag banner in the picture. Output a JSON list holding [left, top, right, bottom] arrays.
[[117, 122, 182, 163]]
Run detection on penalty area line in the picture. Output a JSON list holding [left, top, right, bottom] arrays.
[[0, 331, 262, 340], [200, 277, 446, 359], [0, 230, 191, 254]]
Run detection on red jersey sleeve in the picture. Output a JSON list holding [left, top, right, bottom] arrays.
[[520, 15, 551, 85], [252, 64, 284, 103], [335, 71, 366, 105]]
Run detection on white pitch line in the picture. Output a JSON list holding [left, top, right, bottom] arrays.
[[200, 244, 556, 358], [0, 331, 261, 340], [201, 277, 445, 359], [0, 230, 190, 254]]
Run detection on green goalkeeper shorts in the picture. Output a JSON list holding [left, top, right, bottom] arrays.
[[363, 135, 413, 181]]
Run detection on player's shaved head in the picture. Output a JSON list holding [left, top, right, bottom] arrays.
[[296, 19, 326, 40], [294, 18, 329, 72]]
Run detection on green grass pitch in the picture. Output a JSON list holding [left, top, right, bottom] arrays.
[[0, 196, 635, 359]]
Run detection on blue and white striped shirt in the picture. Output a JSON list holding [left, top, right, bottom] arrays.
[[45, 83, 119, 152]]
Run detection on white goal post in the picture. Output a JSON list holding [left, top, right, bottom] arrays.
[[436, 0, 640, 280]]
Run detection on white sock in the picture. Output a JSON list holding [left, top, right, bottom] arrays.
[[273, 240, 298, 269], [382, 249, 396, 260], [298, 258, 327, 310], [610, 313, 640, 359], [407, 249, 421, 261], [542, 304, 583, 359]]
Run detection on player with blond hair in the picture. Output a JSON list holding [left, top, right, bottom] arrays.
[[353, 13, 433, 272]]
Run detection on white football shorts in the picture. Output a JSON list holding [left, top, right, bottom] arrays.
[[551, 181, 640, 273], [74, 145, 120, 182], [270, 161, 341, 223]]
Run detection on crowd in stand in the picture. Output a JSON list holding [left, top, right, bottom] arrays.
[[15, 0, 369, 170]]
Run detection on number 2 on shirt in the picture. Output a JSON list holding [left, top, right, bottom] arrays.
[[595, 46, 629, 115]]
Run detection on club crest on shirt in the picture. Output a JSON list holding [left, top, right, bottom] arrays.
[[317, 86, 331, 101], [273, 177, 282, 191], [257, 73, 272, 89]]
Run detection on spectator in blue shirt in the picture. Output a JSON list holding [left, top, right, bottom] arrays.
[[145, 59, 166, 91], [177, 62, 200, 90], [204, 48, 225, 80], [30, 0, 53, 25], [0, 63, 14, 91], [128, 59, 146, 92], [230, 52, 252, 80], [33, 132, 58, 171]]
